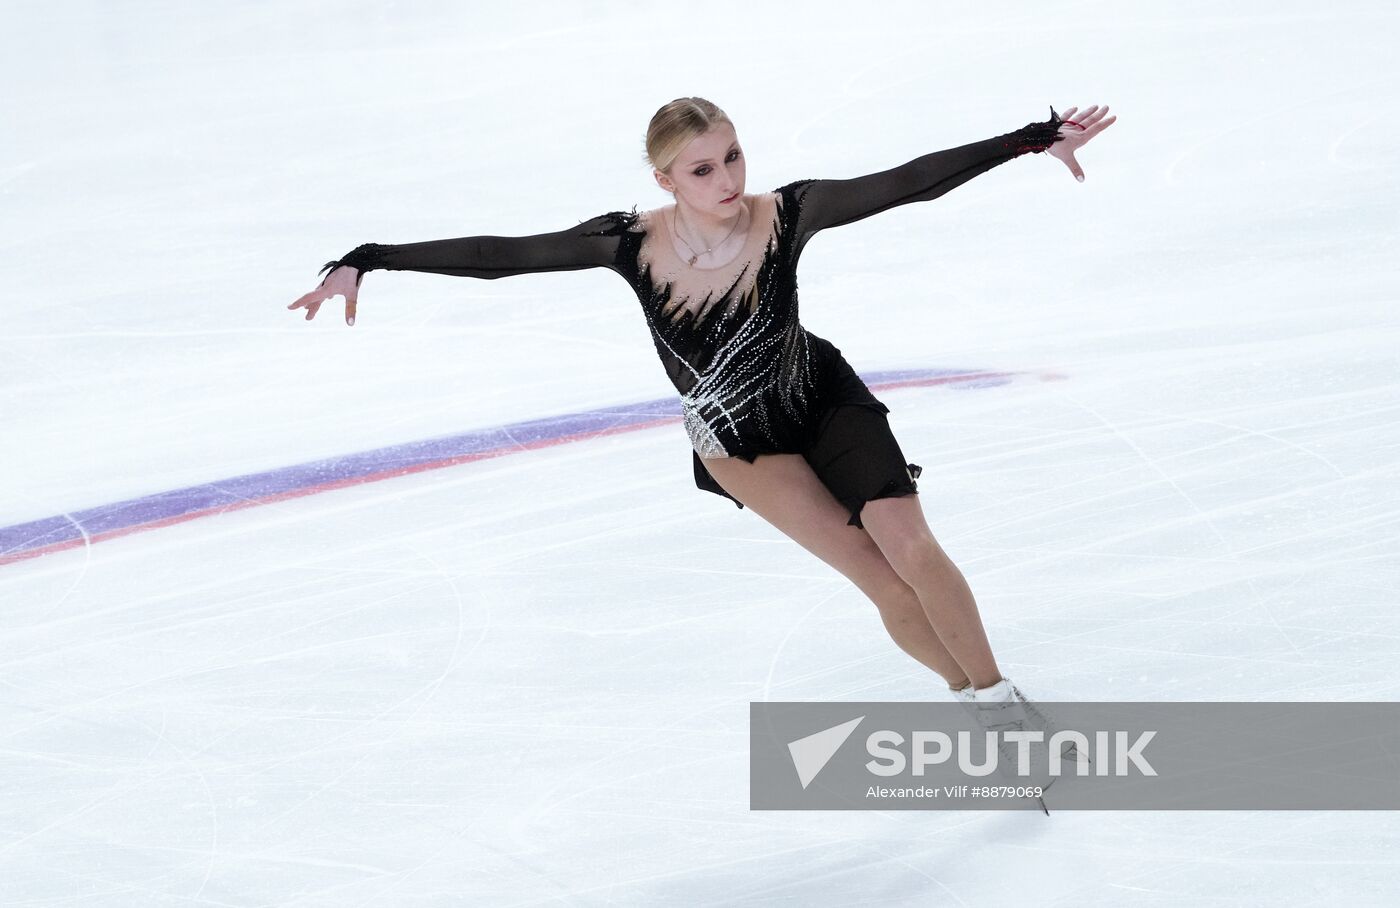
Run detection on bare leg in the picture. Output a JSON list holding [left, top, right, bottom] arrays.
[[861, 495, 1002, 688], [700, 453, 972, 690], [869, 575, 972, 688]]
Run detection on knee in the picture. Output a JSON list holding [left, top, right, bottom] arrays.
[[883, 533, 953, 587], [861, 573, 924, 618]]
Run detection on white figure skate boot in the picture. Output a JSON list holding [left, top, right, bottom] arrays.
[[964, 679, 1055, 792], [957, 677, 1089, 814], [954, 678, 1087, 766]]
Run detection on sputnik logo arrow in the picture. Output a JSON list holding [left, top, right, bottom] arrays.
[[787, 716, 864, 789]]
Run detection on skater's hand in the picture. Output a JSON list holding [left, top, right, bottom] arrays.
[[1048, 104, 1116, 183], [288, 265, 360, 326]]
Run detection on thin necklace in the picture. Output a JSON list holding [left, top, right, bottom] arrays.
[[671, 200, 746, 267]]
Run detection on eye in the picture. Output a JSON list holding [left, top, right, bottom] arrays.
[[694, 149, 742, 177]]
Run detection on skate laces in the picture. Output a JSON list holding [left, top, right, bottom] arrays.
[[966, 680, 1085, 776], [973, 699, 1029, 732]]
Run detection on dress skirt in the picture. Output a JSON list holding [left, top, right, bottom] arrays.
[[691, 332, 922, 530]]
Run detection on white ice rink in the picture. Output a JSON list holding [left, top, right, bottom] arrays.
[[4, 1, 1400, 904]]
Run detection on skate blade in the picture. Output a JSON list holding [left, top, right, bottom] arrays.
[[1062, 742, 1092, 766]]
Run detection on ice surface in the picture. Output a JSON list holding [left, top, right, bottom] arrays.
[[3, 0, 1399, 904]]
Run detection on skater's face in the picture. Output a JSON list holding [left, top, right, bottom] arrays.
[[654, 121, 746, 214]]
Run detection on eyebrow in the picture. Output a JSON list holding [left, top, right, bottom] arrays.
[[685, 142, 740, 167]]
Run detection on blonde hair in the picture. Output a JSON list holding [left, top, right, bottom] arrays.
[[642, 97, 734, 174]]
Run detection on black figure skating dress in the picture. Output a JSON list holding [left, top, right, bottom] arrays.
[[319, 107, 1066, 526]]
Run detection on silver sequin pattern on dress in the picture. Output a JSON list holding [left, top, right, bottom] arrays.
[[588, 184, 821, 462]]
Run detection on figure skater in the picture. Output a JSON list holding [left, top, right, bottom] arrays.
[[289, 97, 1117, 763]]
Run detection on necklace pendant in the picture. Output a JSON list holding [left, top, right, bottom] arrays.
[[688, 254, 699, 266]]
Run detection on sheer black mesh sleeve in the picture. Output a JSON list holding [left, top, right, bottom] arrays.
[[317, 210, 635, 288], [787, 106, 1066, 256]]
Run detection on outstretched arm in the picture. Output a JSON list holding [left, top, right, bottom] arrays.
[[787, 106, 1086, 253], [318, 211, 631, 285], [291, 209, 635, 325]]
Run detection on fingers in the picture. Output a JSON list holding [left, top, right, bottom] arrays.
[[290, 270, 361, 326], [1080, 105, 1110, 128], [1050, 104, 1113, 182], [287, 288, 322, 311], [1068, 104, 1100, 125], [1091, 114, 1118, 135], [292, 294, 324, 319], [1060, 151, 1085, 183], [1057, 105, 1117, 143], [1074, 107, 1117, 142], [1060, 104, 1108, 129], [288, 289, 328, 320]]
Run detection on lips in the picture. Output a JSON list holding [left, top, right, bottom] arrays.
[[720, 192, 739, 203]]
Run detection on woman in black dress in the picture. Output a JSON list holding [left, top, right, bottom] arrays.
[[290, 97, 1116, 732]]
